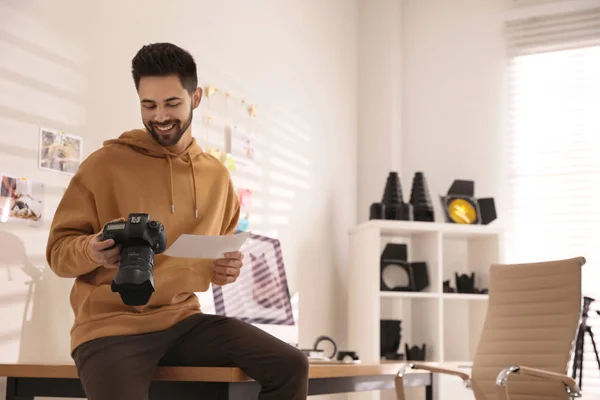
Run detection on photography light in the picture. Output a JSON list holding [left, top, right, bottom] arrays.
[[440, 179, 497, 225], [409, 172, 434, 222], [380, 243, 429, 292], [369, 172, 411, 221]]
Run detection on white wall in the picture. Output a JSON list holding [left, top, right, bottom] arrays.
[[0, 1, 357, 399], [399, 0, 571, 231], [400, 0, 513, 226], [357, 0, 403, 223], [356, 0, 550, 226]]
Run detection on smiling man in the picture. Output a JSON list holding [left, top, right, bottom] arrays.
[[46, 42, 309, 400], [142, 89, 193, 148]]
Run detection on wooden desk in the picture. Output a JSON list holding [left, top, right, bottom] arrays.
[[1, 362, 433, 399]]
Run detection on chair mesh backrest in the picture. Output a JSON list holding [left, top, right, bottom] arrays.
[[471, 257, 583, 400]]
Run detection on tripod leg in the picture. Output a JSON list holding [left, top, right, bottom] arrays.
[[572, 325, 584, 388], [586, 326, 600, 370], [580, 344, 585, 389]]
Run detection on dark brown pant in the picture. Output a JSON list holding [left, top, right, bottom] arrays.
[[72, 313, 309, 400]]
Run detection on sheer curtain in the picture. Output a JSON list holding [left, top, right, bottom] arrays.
[[503, 4, 600, 397]]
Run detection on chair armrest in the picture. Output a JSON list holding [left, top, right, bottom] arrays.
[[408, 363, 471, 382], [495, 365, 582, 399], [395, 362, 472, 400]]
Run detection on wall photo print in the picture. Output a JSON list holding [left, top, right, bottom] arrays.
[[38, 127, 83, 175], [0, 175, 44, 226], [225, 125, 256, 167]]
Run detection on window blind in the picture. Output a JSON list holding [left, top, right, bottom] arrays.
[[504, 4, 600, 398]]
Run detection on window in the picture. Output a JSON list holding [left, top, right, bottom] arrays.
[[504, 5, 600, 398]]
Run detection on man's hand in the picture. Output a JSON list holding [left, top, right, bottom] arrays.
[[87, 218, 125, 269], [212, 251, 244, 286]]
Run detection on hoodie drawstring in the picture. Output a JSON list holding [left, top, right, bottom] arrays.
[[165, 154, 198, 218], [166, 156, 175, 214], [189, 155, 198, 218]]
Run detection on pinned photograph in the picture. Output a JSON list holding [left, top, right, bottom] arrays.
[[0, 175, 44, 226], [224, 125, 255, 167], [38, 127, 83, 175]]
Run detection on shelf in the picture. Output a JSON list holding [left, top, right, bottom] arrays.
[[380, 296, 441, 363], [443, 293, 488, 301], [347, 216, 502, 400], [379, 292, 489, 301], [350, 219, 503, 238], [380, 291, 439, 299]]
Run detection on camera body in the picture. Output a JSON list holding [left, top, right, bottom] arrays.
[[101, 213, 166, 306]]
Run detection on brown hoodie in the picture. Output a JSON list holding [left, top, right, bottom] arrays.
[[46, 129, 240, 354]]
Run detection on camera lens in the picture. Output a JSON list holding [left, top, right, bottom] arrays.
[[111, 244, 155, 306]]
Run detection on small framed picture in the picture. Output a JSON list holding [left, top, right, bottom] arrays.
[[38, 127, 83, 175], [0, 175, 44, 226]]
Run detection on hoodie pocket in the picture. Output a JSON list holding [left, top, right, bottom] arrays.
[[81, 261, 213, 317], [163, 265, 212, 290], [144, 264, 212, 305]]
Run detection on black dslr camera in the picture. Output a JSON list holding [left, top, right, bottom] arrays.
[[100, 213, 167, 306]]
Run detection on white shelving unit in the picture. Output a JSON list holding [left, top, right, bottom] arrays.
[[347, 220, 503, 400]]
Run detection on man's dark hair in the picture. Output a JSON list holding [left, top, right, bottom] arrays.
[[131, 42, 198, 94]]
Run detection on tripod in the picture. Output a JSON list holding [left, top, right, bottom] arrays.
[[571, 296, 600, 389]]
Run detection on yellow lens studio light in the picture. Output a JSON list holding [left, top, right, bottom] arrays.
[[447, 198, 477, 224], [440, 180, 497, 225]]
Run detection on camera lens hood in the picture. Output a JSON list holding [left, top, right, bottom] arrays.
[[111, 267, 155, 306], [113, 266, 154, 286]]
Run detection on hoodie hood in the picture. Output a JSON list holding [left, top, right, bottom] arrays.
[[103, 129, 205, 217], [103, 128, 204, 159]]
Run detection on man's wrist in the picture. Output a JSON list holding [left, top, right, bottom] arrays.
[[83, 234, 98, 265]]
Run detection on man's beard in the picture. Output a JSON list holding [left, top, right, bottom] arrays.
[[145, 105, 193, 148]]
